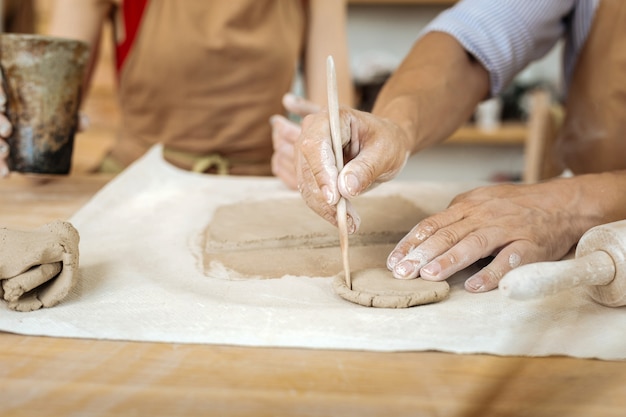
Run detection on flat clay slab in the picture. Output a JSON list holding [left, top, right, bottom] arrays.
[[333, 268, 450, 308], [198, 195, 427, 279]]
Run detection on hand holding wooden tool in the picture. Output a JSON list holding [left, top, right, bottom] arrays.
[[326, 55, 351, 289], [499, 220, 626, 307]]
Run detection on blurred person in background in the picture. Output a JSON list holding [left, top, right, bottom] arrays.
[[0, 0, 353, 182]]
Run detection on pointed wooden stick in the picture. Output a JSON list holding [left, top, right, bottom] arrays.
[[326, 55, 351, 289]]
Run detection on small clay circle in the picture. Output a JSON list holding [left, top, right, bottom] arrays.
[[332, 268, 449, 308]]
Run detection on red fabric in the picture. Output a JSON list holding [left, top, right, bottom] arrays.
[[115, 0, 149, 74]]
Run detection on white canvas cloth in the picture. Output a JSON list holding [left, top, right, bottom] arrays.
[[1, 145, 625, 360]]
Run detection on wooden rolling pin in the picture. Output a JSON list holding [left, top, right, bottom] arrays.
[[499, 220, 626, 307]]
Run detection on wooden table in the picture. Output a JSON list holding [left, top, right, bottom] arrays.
[[1, 174, 625, 416]]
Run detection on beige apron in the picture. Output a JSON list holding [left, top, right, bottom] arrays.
[[556, 0, 626, 174], [106, 0, 305, 175]]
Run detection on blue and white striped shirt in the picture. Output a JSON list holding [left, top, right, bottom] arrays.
[[423, 0, 598, 95]]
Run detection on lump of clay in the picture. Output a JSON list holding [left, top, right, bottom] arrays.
[[0, 220, 80, 312], [333, 268, 449, 308]]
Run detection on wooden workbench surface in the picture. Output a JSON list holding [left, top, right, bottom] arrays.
[[1, 173, 625, 416]]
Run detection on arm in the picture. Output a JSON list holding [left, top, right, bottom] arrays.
[[295, 31, 489, 227], [424, 0, 577, 95], [372, 31, 489, 156], [47, 0, 113, 105], [294, 0, 601, 295], [295, 0, 578, 205], [302, 0, 354, 108]]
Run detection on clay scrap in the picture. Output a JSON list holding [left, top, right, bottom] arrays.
[[0, 220, 80, 312]]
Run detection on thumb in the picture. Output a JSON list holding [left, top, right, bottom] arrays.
[[339, 147, 408, 198], [337, 113, 411, 198]]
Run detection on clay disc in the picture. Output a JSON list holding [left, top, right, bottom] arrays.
[[332, 268, 449, 308]]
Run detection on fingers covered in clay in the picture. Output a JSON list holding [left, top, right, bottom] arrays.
[[296, 107, 412, 233], [296, 109, 361, 233], [387, 180, 592, 293], [0, 220, 80, 311]]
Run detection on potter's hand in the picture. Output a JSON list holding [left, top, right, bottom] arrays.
[[387, 180, 590, 293], [271, 93, 321, 190], [296, 107, 412, 231], [0, 73, 13, 178], [0, 220, 80, 312]]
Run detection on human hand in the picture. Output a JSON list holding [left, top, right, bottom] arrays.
[[386, 180, 591, 293], [270, 93, 321, 190], [0, 70, 14, 178], [296, 107, 412, 232]]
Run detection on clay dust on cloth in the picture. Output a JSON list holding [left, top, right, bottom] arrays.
[[1, 145, 625, 360]]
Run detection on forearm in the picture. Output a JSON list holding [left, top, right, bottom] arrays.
[[567, 170, 626, 231], [304, 0, 354, 108], [47, 0, 112, 104], [372, 32, 489, 154]]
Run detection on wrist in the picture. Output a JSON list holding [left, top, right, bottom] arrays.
[[372, 95, 421, 154], [553, 171, 626, 235], [580, 171, 626, 224]]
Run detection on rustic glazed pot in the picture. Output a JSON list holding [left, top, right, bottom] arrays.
[[0, 34, 89, 174]]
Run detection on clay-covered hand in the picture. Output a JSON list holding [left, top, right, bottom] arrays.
[[0, 220, 80, 312], [270, 93, 321, 190], [0, 70, 14, 178], [386, 180, 594, 293], [296, 107, 412, 232]]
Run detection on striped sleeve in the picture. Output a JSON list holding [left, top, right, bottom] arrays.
[[422, 0, 579, 95]]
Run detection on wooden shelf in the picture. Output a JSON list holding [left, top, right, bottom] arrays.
[[349, 0, 457, 5], [446, 122, 527, 145]]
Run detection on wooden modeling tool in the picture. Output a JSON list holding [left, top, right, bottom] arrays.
[[326, 55, 351, 289], [499, 220, 626, 307]]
